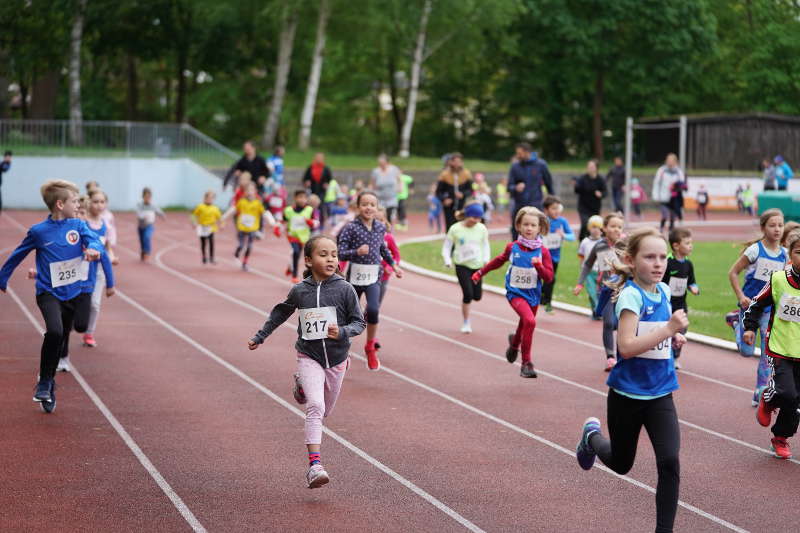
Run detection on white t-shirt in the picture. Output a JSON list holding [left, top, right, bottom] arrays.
[[743, 243, 788, 280], [578, 237, 601, 271]]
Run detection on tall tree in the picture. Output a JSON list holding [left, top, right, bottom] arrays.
[[298, 0, 332, 150], [69, 0, 87, 144], [398, 0, 431, 157], [263, 4, 299, 149]]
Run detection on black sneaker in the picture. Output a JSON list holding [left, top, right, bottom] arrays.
[[41, 383, 56, 413], [33, 379, 52, 402], [520, 361, 537, 378], [505, 333, 519, 364]]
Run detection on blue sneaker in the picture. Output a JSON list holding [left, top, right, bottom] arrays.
[[33, 379, 52, 402], [576, 417, 601, 470]]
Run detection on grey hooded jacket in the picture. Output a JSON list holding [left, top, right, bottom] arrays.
[[250, 274, 365, 368]]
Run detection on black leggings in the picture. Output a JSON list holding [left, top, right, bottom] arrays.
[[540, 260, 559, 306], [200, 234, 215, 260], [590, 390, 680, 533], [354, 280, 381, 324], [236, 231, 254, 261], [36, 292, 91, 380], [397, 199, 407, 223], [764, 356, 800, 438], [290, 241, 303, 277], [455, 265, 482, 304]]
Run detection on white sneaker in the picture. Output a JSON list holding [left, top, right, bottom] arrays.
[[674, 360, 682, 370], [57, 357, 71, 373], [306, 464, 329, 489], [460, 321, 472, 333]]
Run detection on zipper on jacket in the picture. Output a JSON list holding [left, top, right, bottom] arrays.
[[318, 281, 330, 368]]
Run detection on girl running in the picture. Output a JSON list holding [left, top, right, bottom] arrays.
[[442, 201, 490, 333], [337, 190, 404, 371], [191, 190, 224, 265], [82, 189, 116, 349], [574, 213, 625, 371], [727, 208, 787, 405], [743, 228, 800, 459], [223, 182, 276, 272], [248, 235, 366, 488], [471, 206, 553, 378], [376, 207, 401, 306], [136, 187, 165, 262], [577, 215, 604, 318], [283, 189, 316, 283], [575, 226, 688, 533]]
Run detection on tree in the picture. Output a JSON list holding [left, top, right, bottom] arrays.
[[298, 0, 332, 150], [263, 4, 300, 150], [69, 0, 88, 144]]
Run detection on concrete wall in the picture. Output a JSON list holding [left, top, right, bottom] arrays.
[[2, 156, 232, 210]]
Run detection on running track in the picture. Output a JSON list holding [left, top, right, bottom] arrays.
[[0, 209, 788, 533]]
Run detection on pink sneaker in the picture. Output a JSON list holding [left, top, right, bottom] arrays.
[[83, 334, 97, 348]]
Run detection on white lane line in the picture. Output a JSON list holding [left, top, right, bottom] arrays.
[[145, 243, 748, 533], [6, 287, 207, 533], [113, 287, 485, 533]]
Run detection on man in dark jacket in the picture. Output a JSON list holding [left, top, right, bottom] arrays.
[[223, 141, 270, 191], [606, 156, 626, 213], [574, 160, 607, 240], [508, 142, 554, 239]]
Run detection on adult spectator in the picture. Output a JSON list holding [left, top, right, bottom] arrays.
[[606, 156, 626, 213], [303, 152, 332, 225], [369, 154, 402, 223], [0, 150, 11, 213], [223, 141, 270, 191], [774, 155, 793, 191], [267, 145, 286, 187], [652, 153, 684, 232], [761, 158, 776, 191], [435, 152, 473, 230], [573, 159, 607, 240], [508, 142, 554, 239]]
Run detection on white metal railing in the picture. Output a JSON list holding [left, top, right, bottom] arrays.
[[0, 120, 237, 168]]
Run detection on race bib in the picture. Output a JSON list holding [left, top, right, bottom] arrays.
[[269, 196, 283, 208], [668, 277, 688, 297], [197, 224, 213, 237], [349, 263, 379, 286], [509, 266, 537, 289], [630, 189, 641, 200], [455, 242, 480, 264], [49, 256, 89, 288], [299, 306, 337, 340], [753, 257, 785, 281], [290, 216, 308, 232], [777, 293, 800, 323], [140, 210, 156, 225], [596, 250, 617, 272], [239, 214, 256, 229], [542, 232, 563, 250], [635, 321, 671, 360]]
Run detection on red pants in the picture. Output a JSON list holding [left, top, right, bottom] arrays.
[[509, 297, 538, 364]]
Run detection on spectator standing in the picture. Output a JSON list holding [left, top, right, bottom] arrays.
[[268, 145, 286, 188], [573, 159, 607, 240], [435, 153, 474, 230], [774, 155, 793, 191], [303, 152, 332, 227], [224, 141, 270, 191], [652, 153, 684, 233], [696, 184, 709, 220], [762, 158, 777, 191], [508, 142, 554, 239], [369, 154, 402, 223], [606, 156, 626, 213]]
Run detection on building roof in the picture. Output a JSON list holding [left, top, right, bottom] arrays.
[[638, 112, 800, 125]]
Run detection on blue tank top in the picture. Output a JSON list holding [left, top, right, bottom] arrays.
[[83, 221, 108, 293], [606, 280, 679, 397], [504, 242, 543, 307], [741, 241, 787, 299]]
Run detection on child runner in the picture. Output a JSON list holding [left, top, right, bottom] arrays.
[[86, 181, 118, 264], [222, 182, 275, 272], [541, 195, 575, 314], [396, 173, 414, 230], [574, 213, 625, 371], [0, 180, 103, 412], [136, 187, 165, 262], [442, 201, 490, 333], [578, 215, 604, 319], [575, 227, 687, 533], [695, 184, 709, 220], [744, 228, 800, 459], [376, 207, 401, 306], [248, 235, 366, 487], [191, 190, 224, 265], [337, 190, 404, 371], [264, 180, 286, 223], [661, 228, 699, 369], [283, 189, 316, 283], [471, 206, 553, 378], [629, 178, 646, 219], [727, 208, 787, 405], [328, 195, 350, 229], [427, 183, 443, 233], [82, 189, 117, 350], [496, 177, 510, 214], [308, 194, 322, 235]]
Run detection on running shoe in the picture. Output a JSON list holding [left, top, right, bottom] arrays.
[[285, 266, 292, 278], [576, 417, 601, 470], [365, 341, 380, 371], [306, 463, 330, 488], [605, 357, 616, 372], [242, 263, 249, 272], [725, 310, 739, 330], [771, 436, 792, 459], [291, 277, 300, 284], [57, 357, 71, 373], [292, 373, 307, 404], [253, 231, 264, 240], [33, 379, 53, 402], [83, 333, 96, 347], [545, 304, 554, 314], [520, 361, 537, 378], [674, 359, 682, 370], [757, 391, 775, 427], [505, 334, 519, 364], [460, 321, 472, 334]]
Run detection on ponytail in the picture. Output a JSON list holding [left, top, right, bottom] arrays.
[[606, 227, 665, 301]]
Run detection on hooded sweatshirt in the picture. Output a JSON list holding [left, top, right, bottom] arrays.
[[250, 274, 366, 368]]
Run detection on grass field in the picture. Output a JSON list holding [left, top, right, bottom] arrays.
[[399, 238, 746, 341]]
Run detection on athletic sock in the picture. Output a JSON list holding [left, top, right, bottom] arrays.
[[308, 452, 321, 466]]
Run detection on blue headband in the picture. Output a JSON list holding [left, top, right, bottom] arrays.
[[464, 203, 484, 218]]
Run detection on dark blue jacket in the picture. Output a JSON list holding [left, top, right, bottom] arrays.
[[508, 155, 553, 210]]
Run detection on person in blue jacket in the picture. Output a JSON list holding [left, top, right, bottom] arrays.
[[0, 180, 103, 412], [540, 195, 575, 313], [774, 155, 794, 191], [508, 142, 554, 240]]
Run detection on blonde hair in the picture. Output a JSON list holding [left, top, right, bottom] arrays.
[[608, 227, 667, 300], [781, 221, 800, 247], [88, 188, 108, 202], [85, 180, 99, 192], [603, 212, 624, 228], [77, 194, 90, 212], [514, 206, 549, 235], [743, 208, 784, 249], [785, 229, 800, 254], [41, 180, 79, 211]]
